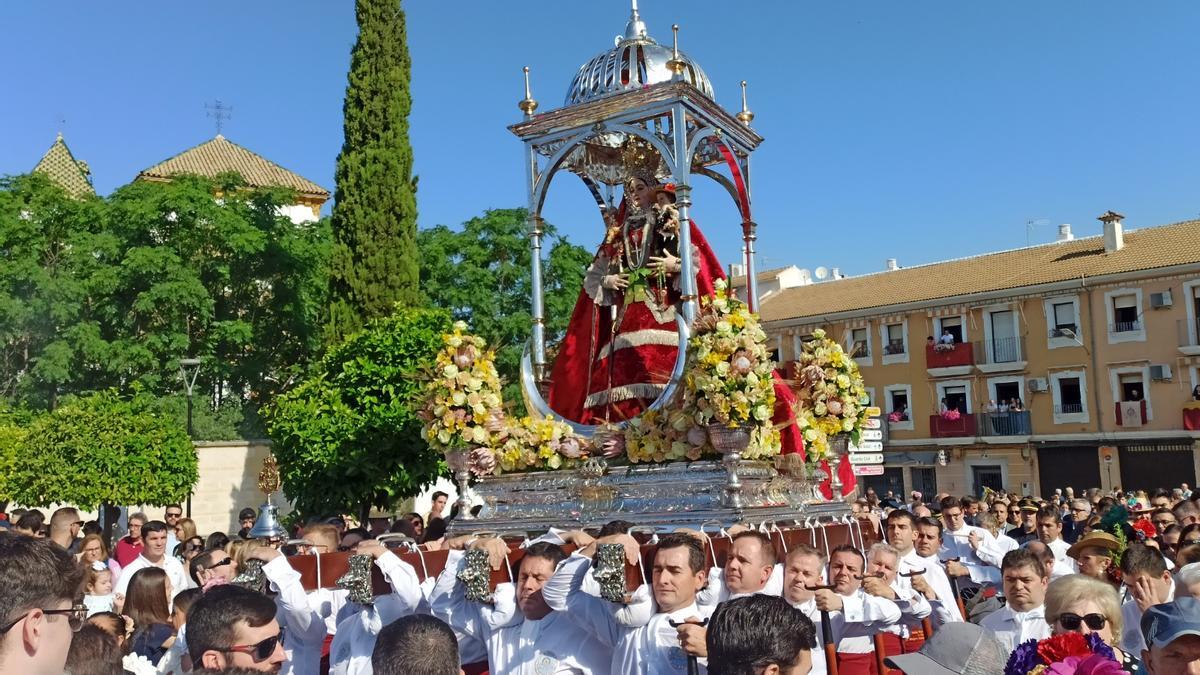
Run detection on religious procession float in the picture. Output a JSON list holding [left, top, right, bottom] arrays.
[[415, 3, 875, 534]]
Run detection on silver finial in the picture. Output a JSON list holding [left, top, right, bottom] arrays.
[[666, 24, 686, 76], [623, 0, 648, 41], [737, 80, 755, 126]]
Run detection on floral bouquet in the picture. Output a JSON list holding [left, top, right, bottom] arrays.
[[793, 328, 869, 463], [492, 415, 585, 473], [421, 321, 505, 452], [1005, 633, 1128, 675]]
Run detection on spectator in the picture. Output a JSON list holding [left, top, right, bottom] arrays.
[[1140, 597, 1200, 674], [115, 520, 189, 600], [125, 567, 176, 665], [82, 561, 118, 617], [13, 509, 46, 538], [979, 548, 1052, 653], [78, 533, 122, 579], [422, 517, 449, 545], [85, 613, 132, 652], [206, 531, 231, 552], [187, 585, 285, 672], [174, 516, 197, 547], [1046, 573, 1142, 671], [1064, 498, 1093, 543], [49, 507, 83, 553], [1008, 499, 1040, 545], [238, 508, 257, 540], [163, 504, 183, 553], [428, 491, 449, 523], [706, 593, 815, 675], [179, 535, 206, 564], [1036, 507, 1078, 575], [0, 533, 88, 675], [113, 512, 147, 568], [1178, 564, 1200, 600], [1120, 543, 1175, 655], [189, 548, 238, 588], [340, 527, 370, 551], [404, 513, 425, 540], [63, 624, 124, 675], [1067, 531, 1121, 586], [372, 614, 461, 675], [160, 587, 202, 675]]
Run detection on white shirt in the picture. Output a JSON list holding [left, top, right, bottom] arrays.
[[789, 597, 829, 675], [1120, 578, 1175, 655], [264, 556, 331, 675], [115, 553, 190, 599], [979, 603, 1051, 654], [329, 593, 417, 675], [696, 564, 783, 609], [543, 553, 714, 674], [939, 525, 999, 585], [976, 533, 1020, 570], [901, 549, 962, 624], [832, 588, 903, 654], [1045, 538, 1079, 578], [431, 550, 610, 674]]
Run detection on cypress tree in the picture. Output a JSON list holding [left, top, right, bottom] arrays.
[[326, 0, 420, 343]]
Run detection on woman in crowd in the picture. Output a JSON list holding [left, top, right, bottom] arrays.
[[1045, 574, 1142, 672], [174, 516, 197, 544], [124, 567, 176, 666], [78, 532, 123, 578], [178, 535, 205, 563], [13, 508, 46, 537], [205, 531, 230, 551]]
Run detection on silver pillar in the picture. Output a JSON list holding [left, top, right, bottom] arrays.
[[671, 104, 696, 323]]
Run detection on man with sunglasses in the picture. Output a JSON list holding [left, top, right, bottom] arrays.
[[163, 504, 183, 554], [48, 507, 83, 554], [0, 533, 88, 675], [189, 584, 286, 672]]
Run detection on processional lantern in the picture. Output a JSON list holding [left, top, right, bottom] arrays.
[[512, 0, 763, 437], [248, 453, 287, 540]]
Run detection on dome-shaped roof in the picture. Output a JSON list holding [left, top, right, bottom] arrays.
[[564, 5, 714, 107]]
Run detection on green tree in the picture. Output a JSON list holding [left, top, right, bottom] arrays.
[[265, 307, 449, 519], [6, 390, 197, 509], [0, 174, 115, 409], [326, 0, 420, 343], [417, 208, 592, 409]]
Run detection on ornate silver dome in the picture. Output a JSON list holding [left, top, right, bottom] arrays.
[[564, 3, 715, 107]]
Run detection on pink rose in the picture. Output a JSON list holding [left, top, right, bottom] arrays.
[[686, 426, 708, 447], [1047, 655, 1129, 675], [453, 345, 476, 369], [826, 399, 843, 416], [558, 437, 583, 459]]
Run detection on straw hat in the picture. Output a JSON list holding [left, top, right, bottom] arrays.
[[1067, 531, 1122, 559]]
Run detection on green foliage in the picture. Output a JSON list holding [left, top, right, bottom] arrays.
[[265, 307, 450, 517], [150, 394, 266, 442], [417, 209, 592, 410], [326, 0, 420, 343], [0, 172, 330, 421], [0, 405, 40, 501], [7, 390, 197, 509]]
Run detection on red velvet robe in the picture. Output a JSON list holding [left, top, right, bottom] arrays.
[[545, 211, 804, 457]]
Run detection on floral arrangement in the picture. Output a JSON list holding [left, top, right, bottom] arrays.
[[492, 415, 585, 473], [940, 408, 962, 421], [625, 279, 781, 463], [421, 321, 505, 452], [1005, 633, 1127, 675], [793, 328, 869, 463]]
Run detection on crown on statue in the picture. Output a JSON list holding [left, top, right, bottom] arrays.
[[621, 135, 667, 188]]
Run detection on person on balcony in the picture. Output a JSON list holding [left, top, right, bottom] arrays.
[[939, 399, 961, 422], [1192, 385, 1200, 401], [1010, 398, 1025, 412], [934, 331, 956, 352]]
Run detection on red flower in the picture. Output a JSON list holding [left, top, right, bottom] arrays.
[[1132, 519, 1157, 539], [1037, 633, 1091, 664]]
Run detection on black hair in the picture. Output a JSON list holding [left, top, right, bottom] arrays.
[[1002, 548, 1047, 578], [829, 543, 865, 566], [732, 530, 777, 567], [205, 531, 230, 551], [186, 585, 278, 663], [431, 491, 448, 502], [371, 614, 460, 675], [522, 542, 567, 568], [886, 509, 917, 527], [1036, 507, 1063, 525], [655, 533, 705, 574], [64, 624, 124, 675], [141, 520, 168, 536], [598, 519, 635, 538], [421, 517, 448, 544], [706, 594, 816, 675], [1121, 542, 1168, 577], [173, 587, 202, 618]]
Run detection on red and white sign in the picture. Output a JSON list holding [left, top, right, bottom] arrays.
[[853, 465, 885, 476], [864, 418, 882, 429]]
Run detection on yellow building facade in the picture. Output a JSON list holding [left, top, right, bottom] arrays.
[[760, 215, 1200, 499]]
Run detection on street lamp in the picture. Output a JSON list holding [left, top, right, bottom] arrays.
[[179, 358, 202, 517]]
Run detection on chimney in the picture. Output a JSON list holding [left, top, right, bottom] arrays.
[[831, 267, 843, 279], [1056, 224, 1073, 242], [1098, 211, 1124, 253], [885, 258, 899, 271]]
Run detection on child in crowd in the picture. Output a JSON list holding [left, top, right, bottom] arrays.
[[83, 559, 120, 616]]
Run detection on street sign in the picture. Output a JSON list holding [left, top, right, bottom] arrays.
[[864, 418, 882, 429], [855, 440, 884, 452], [850, 452, 884, 464], [862, 429, 883, 441], [853, 465, 885, 476], [865, 406, 882, 417]]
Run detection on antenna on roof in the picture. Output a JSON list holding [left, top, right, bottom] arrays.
[[205, 100, 233, 137], [1025, 217, 1050, 246]]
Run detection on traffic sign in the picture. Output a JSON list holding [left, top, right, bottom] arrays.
[[853, 465, 885, 476], [862, 429, 883, 441], [864, 418, 882, 429], [850, 452, 884, 464], [855, 440, 884, 452], [865, 406, 882, 417]]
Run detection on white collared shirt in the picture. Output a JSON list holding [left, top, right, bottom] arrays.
[[979, 603, 1051, 654], [1120, 577, 1176, 655], [939, 525, 1000, 585], [833, 588, 902, 654], [901, 549, 963, 624], [115, 553, 190, 600], [543, 553, 714, 674], [696, 564, 783, 609], [790, 597, 829, 675]]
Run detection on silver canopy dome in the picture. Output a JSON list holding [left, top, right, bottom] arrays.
[[564, 3, 715, 107]]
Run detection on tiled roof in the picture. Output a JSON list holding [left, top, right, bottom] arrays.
[[730, 265, 793, 286], [33, 133, 94, 197], [759, 218, 1200, 323], [136, 135, 329, 200]]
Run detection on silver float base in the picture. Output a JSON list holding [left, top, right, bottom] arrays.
[[451, 459, 850, 534]]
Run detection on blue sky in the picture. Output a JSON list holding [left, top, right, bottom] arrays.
[[2, 1, 1198, 277]]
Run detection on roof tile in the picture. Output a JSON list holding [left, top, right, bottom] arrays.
[[136, 135, 329, 199], [32, 134, 95, 198]]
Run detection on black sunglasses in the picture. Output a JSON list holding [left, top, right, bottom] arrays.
[[1058, 613, 1106, 631], [211, 557, 233, 567], [1183, 539, 1200, 547], [225, 631, 284, 662], [0, 605, 88, 633]]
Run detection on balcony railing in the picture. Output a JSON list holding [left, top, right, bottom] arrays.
[[1054, 403, 1085, 415], [1185, 401, 1200, 431], [925, 342, 974, 369], [929, 412, 976, 438], [1115, 400, 1147, 427], [974, 336, 1025, 365], [884, 340, 906, 355], [979, 410, 1032, 436], [849, 342, 869, 359], [1110, 320, 1143, 334]]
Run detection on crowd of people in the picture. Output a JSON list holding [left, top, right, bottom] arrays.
[[3, 483, 1200, 675]]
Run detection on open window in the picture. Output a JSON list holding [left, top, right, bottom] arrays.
[[849, 327, 869, 360], [937, 316, 964, 344], [885, 323, 905, 355]]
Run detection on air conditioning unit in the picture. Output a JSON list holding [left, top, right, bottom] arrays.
[[1150, 364, 1173, 381], [1027, 377, 1048, 392], [1150, 291, 1173, 309]]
